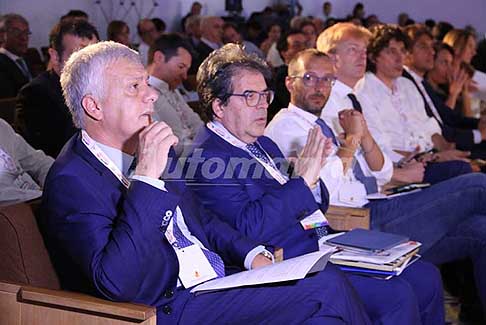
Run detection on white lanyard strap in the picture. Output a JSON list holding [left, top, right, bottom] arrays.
[[81, 130, 131, 188], [207, 122, 288, 185]]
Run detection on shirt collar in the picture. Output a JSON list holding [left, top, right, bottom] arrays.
[[332, 79, 355, 98], [92, 139, 135, 176], [404, 65, 423, 83], [288, 102, 320, 124], [209, 121, 249, 149], [201, 38, 221, 50], [0, 48, 21, 61], [366, 72, 398, 95], [148, 75, 170, 93]]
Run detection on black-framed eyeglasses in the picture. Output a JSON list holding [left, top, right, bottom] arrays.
[[291, 73, 336, 88], [228, 90, 274, 107]]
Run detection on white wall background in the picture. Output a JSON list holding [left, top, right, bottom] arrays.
[[1, 0, 485, 50]]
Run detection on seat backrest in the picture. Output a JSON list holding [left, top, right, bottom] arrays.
[[0, 203, 60, 290]]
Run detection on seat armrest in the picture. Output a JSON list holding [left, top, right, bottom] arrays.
[[326, 205, 370, 231], [19, 286, 155, 321]]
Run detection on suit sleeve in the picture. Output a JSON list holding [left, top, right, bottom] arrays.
[[43, 175, 180, 301], [188, 142, 325, 244]]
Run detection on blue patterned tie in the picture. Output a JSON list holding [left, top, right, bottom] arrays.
[[315, 118, 377, 194], [172, 211, 225, 278], [246, 142, 271, 164]]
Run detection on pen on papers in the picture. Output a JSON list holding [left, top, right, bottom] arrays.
[[387, 183, 431, 195]]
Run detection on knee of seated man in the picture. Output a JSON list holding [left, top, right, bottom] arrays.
[[402, 261, 443, 305], [453, 172, 486, 188], [306, 263, 355, 294]]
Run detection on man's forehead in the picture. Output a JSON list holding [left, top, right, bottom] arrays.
[[10, 19, 28, 29], [106, 58, 146, 77], [231, 69, 267, 91], [303, 56, 333, 73]]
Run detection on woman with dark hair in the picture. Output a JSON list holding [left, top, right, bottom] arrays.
[[259, 23, 281, 56], [107, 20, 130, 47], [442, 29, 479, 117], [427, 42, 473, 116]]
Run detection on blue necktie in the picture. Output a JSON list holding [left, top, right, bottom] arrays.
[[246, 142, 271, 164], [315, 118, 377, 194], [172, 211, 225, 278]]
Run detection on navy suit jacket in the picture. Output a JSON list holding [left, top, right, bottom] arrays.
[[40, 132, 257, 323], [186, 126, 330, 259]]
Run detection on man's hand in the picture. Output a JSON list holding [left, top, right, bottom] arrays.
[[294, 126, 330, 188], [134, 121, 179, 179], [251, 253, 273, 269], [433, 149, 471, 163], [393, 160, 425, 184], [338, 109, 366, 140]]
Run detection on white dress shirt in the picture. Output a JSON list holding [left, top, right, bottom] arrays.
[[149, 76, 203, 157], [0, 119, 54, 206], [355, 73, 441, 161], [266, 42, 284, 68], [93, 139, 264, 270], [265, 103, 393, 207]]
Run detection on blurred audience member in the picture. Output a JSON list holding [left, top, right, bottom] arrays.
[[17, 20, 98, 157], [107, 20, 130, 47], [181, 1, 202, 33], [0, 118, 53, 206], [259, 23, 281, 56], [152, 18, 166, 34], [0, 13, 32, 99], [137, 18, 159, 66], [432, 21, 453, 41], [222, 23, 264, 58], [147, 33, 202, 157]]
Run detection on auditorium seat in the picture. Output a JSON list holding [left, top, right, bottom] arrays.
[[0, 202, 156, 325]]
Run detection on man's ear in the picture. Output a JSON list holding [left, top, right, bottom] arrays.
[[212, 98, 225, 120], [81, 95, 103, 121], [285, 75, 294, 93], [153, 50, 165, 65], [48, 48, 60, 71]]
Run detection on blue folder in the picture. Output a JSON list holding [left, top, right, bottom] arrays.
[[327, 228, 409, 252]]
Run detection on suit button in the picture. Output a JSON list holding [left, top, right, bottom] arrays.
[[165, 210, 173, 217], [164, 289, 174, 298], [162, 305, 172, 315]]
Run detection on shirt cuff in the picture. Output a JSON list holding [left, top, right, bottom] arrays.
[[311, 183, 322, 204], [245, 245, 274, 270], [473, 129, 482, 144], [131, 175, 167, 191]]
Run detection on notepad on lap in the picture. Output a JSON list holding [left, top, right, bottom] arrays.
[[327, 229, 409, 252]]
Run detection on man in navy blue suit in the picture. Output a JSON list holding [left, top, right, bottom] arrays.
[[39, 41, 372, 324], [187, 43, 445, 324]]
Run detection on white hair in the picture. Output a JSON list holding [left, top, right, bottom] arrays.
[[60, 41, 140, 128]]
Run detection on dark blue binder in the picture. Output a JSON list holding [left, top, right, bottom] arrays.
[[327, 228, 409, 252]]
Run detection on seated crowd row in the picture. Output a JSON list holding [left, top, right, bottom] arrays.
[[1, 6, 486, 324]]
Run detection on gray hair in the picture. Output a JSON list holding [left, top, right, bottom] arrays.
[[0, 13, 28, 31], [60, 41, 140, 128]]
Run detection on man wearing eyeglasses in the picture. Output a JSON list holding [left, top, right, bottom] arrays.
[[187, 44, 445, 325], [0, 13, 32, 99]]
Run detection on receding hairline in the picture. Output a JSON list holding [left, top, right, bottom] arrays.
[[288, 50, 332, 76], [317, 23, 371, 53]]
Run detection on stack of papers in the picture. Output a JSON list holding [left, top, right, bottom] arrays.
[[320, 230, 422, 280]]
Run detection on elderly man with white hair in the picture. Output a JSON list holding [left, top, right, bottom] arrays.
[[39, 41, 372, 325]]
